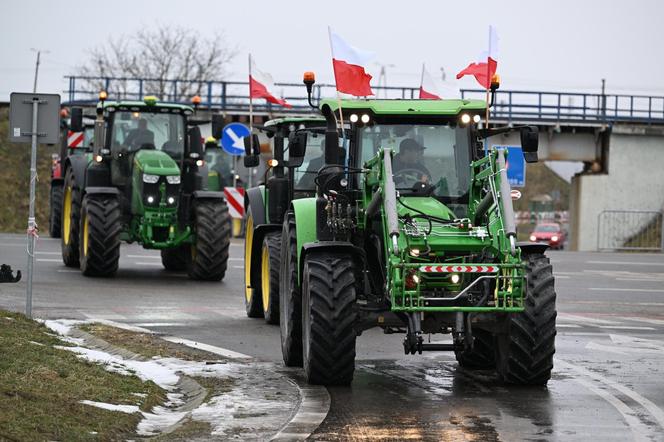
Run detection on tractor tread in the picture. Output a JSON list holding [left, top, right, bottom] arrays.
[[161, 246, 188, 271], [280, 213, 302, 366], [187, 199, 231, 281], [263, 232, 281, 324], [49, 185, 63, 238], [80, 196, 122, 277], [455, 328, 496, 369], [61, 169, 81, 267]]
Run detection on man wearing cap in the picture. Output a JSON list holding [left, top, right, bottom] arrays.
[[393, 138, 431, 181]]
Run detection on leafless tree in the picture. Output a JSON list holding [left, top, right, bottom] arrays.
[[77, 25, 236, 101]]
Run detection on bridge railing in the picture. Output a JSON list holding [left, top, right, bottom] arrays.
[[64, 76, 664, 124]]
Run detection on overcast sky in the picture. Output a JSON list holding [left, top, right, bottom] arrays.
[[1, 0, 663, 101]]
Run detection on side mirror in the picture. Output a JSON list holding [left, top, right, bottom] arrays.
[[243, 134, 261, 168], [188, 126, 204, 159], [520, 126, 539, 163], [288, 131, 307, 158], [70, 107, 83, 132], [211, 114, 225, 139]]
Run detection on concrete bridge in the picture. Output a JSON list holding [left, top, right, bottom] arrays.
[[64, 76, 664, 252]]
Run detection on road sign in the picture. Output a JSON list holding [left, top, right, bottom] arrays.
[[494, 145, 526, 187], [221, 123, 250, 156]]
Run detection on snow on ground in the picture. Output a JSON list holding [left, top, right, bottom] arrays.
[[79, 400, 140, 414]]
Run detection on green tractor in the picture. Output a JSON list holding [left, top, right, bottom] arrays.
[[242, 117, 325, 324], [61, 94, 231, 279], [280, 75, 556, 385]]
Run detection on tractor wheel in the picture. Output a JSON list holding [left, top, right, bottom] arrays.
[[280, 212, 302, 366], [49, 184, 63, 238], [244, 208, 263, 317], [302, 253, 357, 385], [187, 199, 231, 281], [80, 196, 121, 277], [261, 232, 281, 324], [454, 328, 495, 369], [161, 246, 188, 271], [495, 253, 557, 385], [61, 169, 81, 267]]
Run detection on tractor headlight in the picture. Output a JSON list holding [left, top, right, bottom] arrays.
[[460, 114, 471, 124], [450, 274, 460, 284], [147, 195, 156, 204], [167, 196, 176, 205], [166, 175, 181, 184], [473, 114, 481, 123], [143, 174, 160, 184]]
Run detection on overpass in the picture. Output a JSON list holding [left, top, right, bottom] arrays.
[[64, 76, 664, 251]]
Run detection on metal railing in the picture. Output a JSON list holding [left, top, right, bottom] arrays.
[[597, 210, 663, 251], [63, 75, 664, 124]]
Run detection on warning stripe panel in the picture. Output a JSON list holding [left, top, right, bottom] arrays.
[[67, 131, 84, 148], [223, 187, 244, 219], [418, 265, 499, 273]]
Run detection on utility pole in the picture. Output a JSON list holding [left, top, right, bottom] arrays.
[[600, 78, 606, 121], [374, 62, 396, 98], [440, 67, 447, 82], [30, 48, 49, 93]]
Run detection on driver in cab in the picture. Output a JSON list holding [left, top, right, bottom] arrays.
[[392, 138, 430, 183], [124, 118, 155, 150]]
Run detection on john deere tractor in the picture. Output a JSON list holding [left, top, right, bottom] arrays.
[[279, 74, 556, 385], [242, 117, 325, 324], [61, 93, 231, 279]]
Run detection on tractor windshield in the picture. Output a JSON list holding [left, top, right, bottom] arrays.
[[359, 123, 471, 200], [110, 111, 186, 160]]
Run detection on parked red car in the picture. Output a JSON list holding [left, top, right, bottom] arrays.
[[529, 223, 565, 249]]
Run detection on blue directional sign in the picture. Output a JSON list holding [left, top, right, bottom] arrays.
[[220, 123, 250, 156], [494, 145, 526, 187]]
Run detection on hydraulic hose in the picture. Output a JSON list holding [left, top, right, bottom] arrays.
[[496, 149, 517, 254]]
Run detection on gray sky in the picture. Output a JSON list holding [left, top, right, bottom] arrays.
[[2, 0, 663, 100]]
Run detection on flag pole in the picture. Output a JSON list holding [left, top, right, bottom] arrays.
[[484, 25, 491, 128], [328, 26, 347, 155], [420, 63, 426, 98], [247, 53, 253, 189]]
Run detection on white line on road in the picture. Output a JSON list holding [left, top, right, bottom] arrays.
[[57, 269, 80, 273], [35, 251, 60, 255], [558, 313, 621, 325], [589, 288, 664, 293], [623, 317, 664, 326], [133, 322, 188, 327], [228, 258, 243, 261], [587, 260, 664, 266], [232, 265, 243, 269], [597, 325, 656, 330], [37, 258, 62, 262], [615, 278, 664, 282], [556, 324, 582, 328], [161, 336, 252, 360], [134, 262, 163, 266], [554, 275, 570, 279], [126, 254, 160, 259]]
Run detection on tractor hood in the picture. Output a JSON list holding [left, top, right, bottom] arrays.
[[397, 196, 456, 221], [133, 150, 180, 176]]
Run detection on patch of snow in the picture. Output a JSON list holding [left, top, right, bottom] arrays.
[[3, 316, 15, 320], [28, 340, 44, 346], [41, 319, 84, 336], [131, 393, 147, 398], [137, 404, 188, 436], [80, 400, 140, 414]]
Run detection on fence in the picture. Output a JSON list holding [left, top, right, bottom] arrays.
[[597, 210, 663, 251], [63, 76, 664, 125]]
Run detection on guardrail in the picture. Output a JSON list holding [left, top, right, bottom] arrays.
[[597, 210, 663, 252], [64, 76, 664, 125]]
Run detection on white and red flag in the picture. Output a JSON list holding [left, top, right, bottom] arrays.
[[456, 25, 499, 89], [419, 64, 441, 99], [249, 56, 292, 108], [329, 28, 375, 96]]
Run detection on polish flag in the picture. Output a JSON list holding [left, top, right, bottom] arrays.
[[329, 29, 375, 96], [456, 26, 499, 89], [249, 56, 292, 108], [419, 64, 441, 99]]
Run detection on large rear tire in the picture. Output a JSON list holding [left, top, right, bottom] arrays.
[[61, 169, 81, 267], [261, 232, 281, 324], [302, 253, 357, 385], [454, 328, 496, 369], [49, 184, 63, 238], [161, 246, 188, 271], [80, 196, 121, 277], [496, 253, 557, 385], [244, 208, 263, 318], [187, 199, 231, 281], [280, 212, 302, 366]]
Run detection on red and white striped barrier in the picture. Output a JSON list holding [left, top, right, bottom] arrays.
[[67, 130, 84, 148], [419, 265, 499, 273], [223, 187, 245, 219]]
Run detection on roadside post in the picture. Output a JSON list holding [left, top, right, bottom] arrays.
[[9, 92, 61, 317]]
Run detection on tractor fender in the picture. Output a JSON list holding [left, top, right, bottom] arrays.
[[517, 241, 550, 256], [65, 154, 90, 189], [50, 178, 64, 188], [248, 223, 281, 291], [245, 186, 266, 226], [84, 187, 121, 197], [192, 190, 225, 200], [292, 198, 317, 282], [299, 242, 366, 286]]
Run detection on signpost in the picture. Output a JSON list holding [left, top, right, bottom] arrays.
[[220, 122, 250, 187], [493, 145, 526, 188], [9, 92, 61, 317]]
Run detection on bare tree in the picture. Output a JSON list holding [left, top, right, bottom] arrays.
[[77, 25, 236, 101]]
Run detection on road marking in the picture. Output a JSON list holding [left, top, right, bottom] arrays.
[[134, 322, 188, 327], [557, 358, 664, 431], [558, 313, 621, 325], [228, 258, 243, 261], [232, 265, 243, 269], [610, 334, 664, 351], [135, 262, 163, 266], [597, 325, 656, 330], [587, 260, 664, 267], [161, 336, 252, 360], [37, 258, 62, 262], [616, 277, 664, 282], [554, 275, 570, 279], [586, 342, 660, 356], [35, 251, 60, 255], [57, 269, 79, 273], [623, 317, 664, 326], [568, 301, 664, 307], [589, 288, 664, 293], [557, 324, 581, 328], [126, 254, 160, 259]]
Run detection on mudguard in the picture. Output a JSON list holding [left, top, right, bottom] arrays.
[[66, 154, 90, 189], [84, 187, 121, 196], [300, 242, 366, 285], [245, 186, 266, 226], [517, 241, 550, 256], [192, 190, 225, 200]]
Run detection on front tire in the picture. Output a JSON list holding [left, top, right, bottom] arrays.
[[80, 196, 121, 277], [187, 199, 231, 281], [49, 184, 63, 238], [302, 253, 357, 385], [261, 232, 281, 324], [455, 328, 496, 369], [495, 253, 557, 385], [161, 246, 188, 271], [280, 212, 302, 366], [61, 169, 81, 267], [244, 208, 263, 317]]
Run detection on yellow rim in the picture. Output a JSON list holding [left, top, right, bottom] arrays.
[[244, 215, 254, 303], [232, 218, 242, 237], [63, 186, 72, 245], [261, 243, 270, 313], [82, 213, 89, 257]]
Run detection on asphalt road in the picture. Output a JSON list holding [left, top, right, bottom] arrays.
[[2, 233, 664, 441]]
